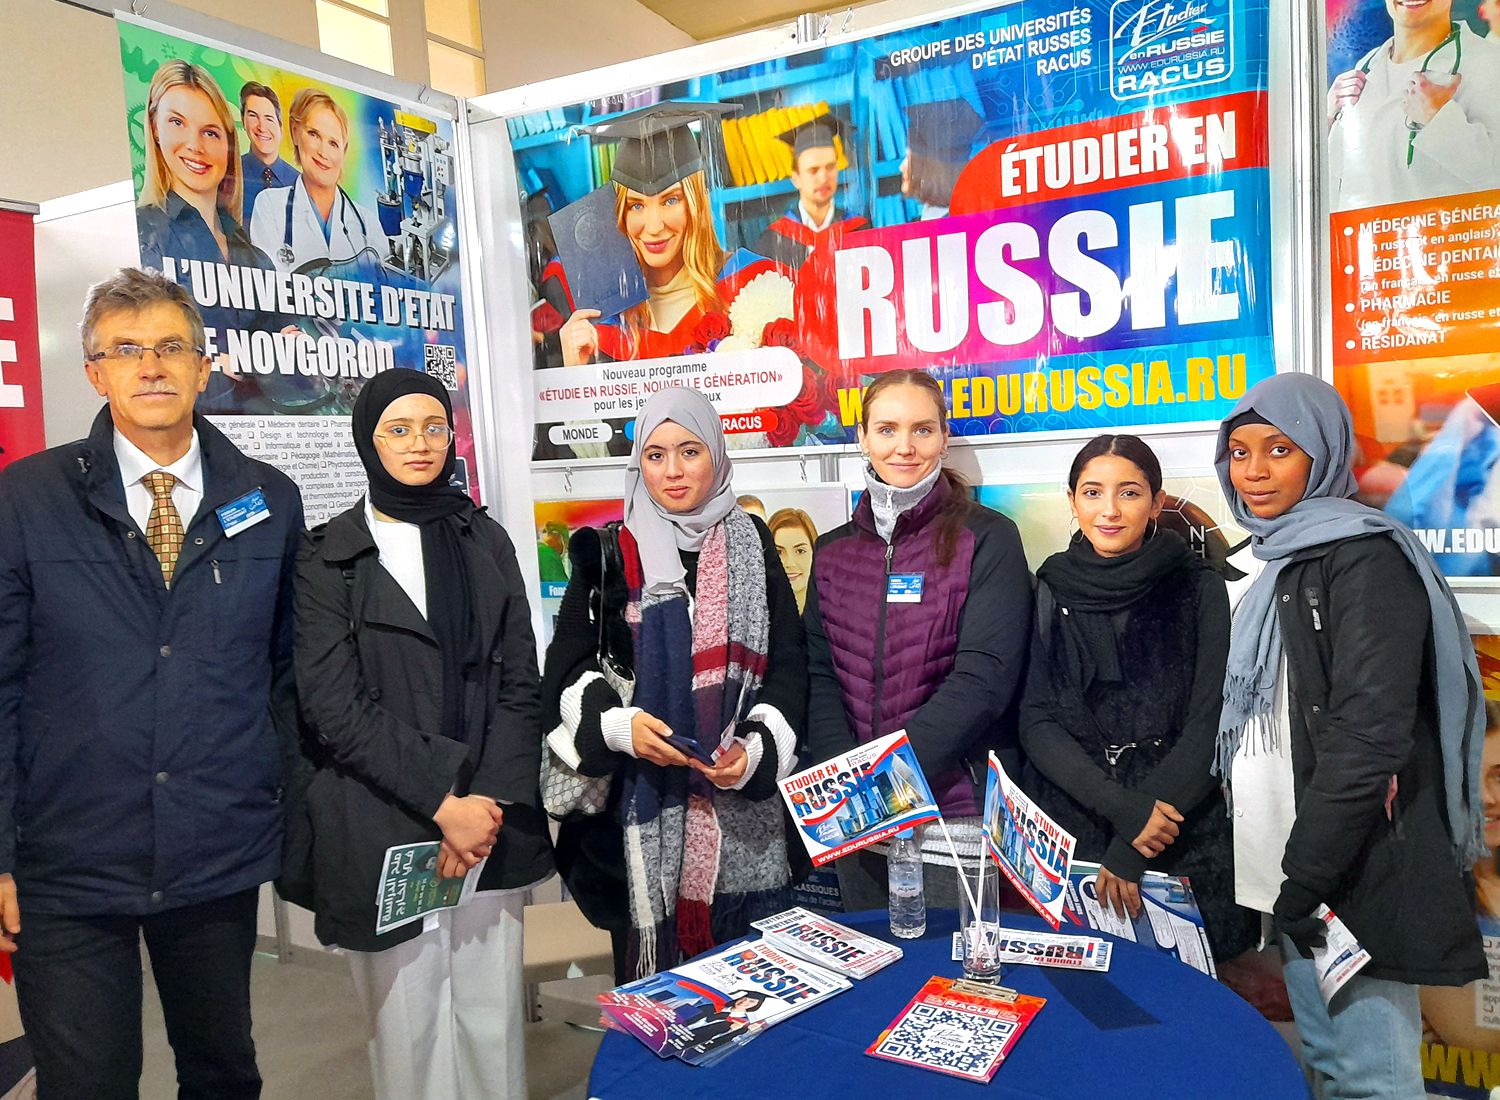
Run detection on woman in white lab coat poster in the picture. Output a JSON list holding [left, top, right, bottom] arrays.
[[250, 87, 389, 272]]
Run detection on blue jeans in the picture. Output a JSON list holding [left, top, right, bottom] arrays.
[[1281, 935, 1424, 1100]]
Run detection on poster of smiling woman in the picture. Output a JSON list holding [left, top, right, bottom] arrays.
[[116, 15, 479, 521], [513, 0, 1274, 461]]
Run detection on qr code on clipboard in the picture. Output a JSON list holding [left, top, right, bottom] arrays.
[[424, 344, 458, 390], [874, 1002, 1016, 1080]]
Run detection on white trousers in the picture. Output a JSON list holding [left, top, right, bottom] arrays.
[[347, 891, 527, 1100]]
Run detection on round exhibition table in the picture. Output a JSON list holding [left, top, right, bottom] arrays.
[[588, 908, 1309, 1099]]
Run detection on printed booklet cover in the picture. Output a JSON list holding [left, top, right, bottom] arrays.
[[751, 907, 903, 979], [780, 730, 941, 867], [983, 752, 1076, 928], [948, 928, 1114, 973], [867, 976, 1045, 1084], [375, 841, 484, 936], [597, 939, 850, 1067], [1063, 863, 1217, 977]]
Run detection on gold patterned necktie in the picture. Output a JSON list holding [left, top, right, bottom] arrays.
[[143, 471, 185, 587]]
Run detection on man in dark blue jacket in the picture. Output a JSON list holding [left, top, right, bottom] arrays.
[[0, 267, 304, 1099]]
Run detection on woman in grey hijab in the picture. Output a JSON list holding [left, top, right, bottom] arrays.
[[540, 387, 807, 979], [1215, 372, 1485, 1099]]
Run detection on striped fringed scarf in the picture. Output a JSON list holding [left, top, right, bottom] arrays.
[[618, 508, 789, 978]]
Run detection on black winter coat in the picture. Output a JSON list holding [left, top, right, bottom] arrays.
[[1276, 532, 1484, 986], [289, 502, 552, 951], [0, 408, 303, 916]]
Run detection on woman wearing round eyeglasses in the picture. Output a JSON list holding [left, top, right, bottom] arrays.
[[291, 368, 550, 1099]]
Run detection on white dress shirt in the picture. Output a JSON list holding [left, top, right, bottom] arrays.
[[113, 429, 204, 533], [797, 200, 836, 232]]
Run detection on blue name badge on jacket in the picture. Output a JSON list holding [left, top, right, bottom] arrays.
[[887, 573, 924, 603], [216, 487, 272, 537]]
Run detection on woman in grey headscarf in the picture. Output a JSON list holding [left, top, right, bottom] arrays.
[[1215, 372, 1485, 1099], [540, 387, 806, 979]]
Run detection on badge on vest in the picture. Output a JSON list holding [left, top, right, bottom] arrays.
[[216, 487, 271, 538], [887, 573, 924, 603]]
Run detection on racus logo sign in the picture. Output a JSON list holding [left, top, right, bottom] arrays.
[[1108, 0, 1234, 100]]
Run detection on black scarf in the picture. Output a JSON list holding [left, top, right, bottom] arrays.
[[353, 369, 480, 748], [1036, 529, 1198, 691]]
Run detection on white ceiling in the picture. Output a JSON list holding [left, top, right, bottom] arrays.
[[634, 0, 863, 40]]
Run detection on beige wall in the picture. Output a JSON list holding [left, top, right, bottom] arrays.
[[0, 0, 691, 205]]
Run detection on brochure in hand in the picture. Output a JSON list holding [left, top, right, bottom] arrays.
[[1063, 862, 1217, 977], [1309, 904, 1371, 1005], [375, 841, 484, 936], [867, 976, 1045, 1083], [598, 939, 851, 1067], [982, 752, 1075, 928], [780, 730, 941, 867], [751, 907, 903, 979]]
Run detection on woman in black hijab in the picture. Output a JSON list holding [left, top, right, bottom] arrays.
[[1018, 434, 1254, 965], [291, 368, 550, 1099]]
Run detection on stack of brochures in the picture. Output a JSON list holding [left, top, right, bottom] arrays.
[[598, 939, 851, 1067], [751, 907, 904, 979], [867, 976, 1045, 1083], [1063, 863, 1217, 977]]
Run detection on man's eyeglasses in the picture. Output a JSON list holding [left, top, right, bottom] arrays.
[[374, 424, 454, 452], [85, 339, 206, 365]]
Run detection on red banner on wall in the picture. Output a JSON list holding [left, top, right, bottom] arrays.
[[0, 205, 44, 471]]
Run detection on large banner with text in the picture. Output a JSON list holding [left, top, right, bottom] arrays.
[[512, 0, 1274, 460], [118, 16, 478, 521], [1325, 0, 1500, 578], [0, 207, 44, 472]]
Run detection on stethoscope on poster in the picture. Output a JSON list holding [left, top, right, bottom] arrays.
[[1344, 21, 1463, 167], [278, 184, 372, 269]]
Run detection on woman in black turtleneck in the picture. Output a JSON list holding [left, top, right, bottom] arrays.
[[1019, 433, 1253, 964], [291, 368, 550, 1099]]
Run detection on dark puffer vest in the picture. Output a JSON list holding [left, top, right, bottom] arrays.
[[804, 476, 1033, 816]]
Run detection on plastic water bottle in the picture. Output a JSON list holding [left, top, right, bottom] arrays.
[[888, 829, 926, 939]]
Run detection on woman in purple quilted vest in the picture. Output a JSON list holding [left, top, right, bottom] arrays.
[[804, 370, 1032, 908]]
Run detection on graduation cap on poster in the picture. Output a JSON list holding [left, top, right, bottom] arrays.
[[774, 112, 852, 167], [582, 100, 740, 196], [904, 98, 984, 209]]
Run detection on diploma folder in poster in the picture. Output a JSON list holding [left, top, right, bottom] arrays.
[[548, 184, 648, 320], [779, 731, 941, 866], [983, 752, 1076, 929]]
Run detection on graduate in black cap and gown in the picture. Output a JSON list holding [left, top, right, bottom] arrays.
[[557, 102, 779, 369], [752, 113, 868, 270]]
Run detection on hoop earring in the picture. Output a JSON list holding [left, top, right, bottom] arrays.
[[1068, 515, 1083, 545], [1145, 518, 1159, 542]]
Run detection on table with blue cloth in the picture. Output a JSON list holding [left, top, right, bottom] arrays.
[[588, 908, 1308, 1099]]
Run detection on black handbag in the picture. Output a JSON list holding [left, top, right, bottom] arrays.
[[540, 523, 634, 819]]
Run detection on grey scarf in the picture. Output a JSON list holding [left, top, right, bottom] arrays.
[[864, 461, 943, 543], [1214, 372, 1486, 866], [624, 387, 737, 598]]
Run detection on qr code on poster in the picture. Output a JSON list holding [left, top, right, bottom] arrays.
[[424, 344, 458, 390], [874, 1002, 1016, 1080]]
